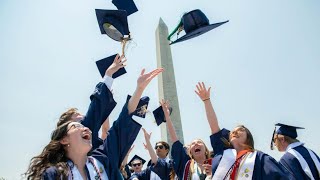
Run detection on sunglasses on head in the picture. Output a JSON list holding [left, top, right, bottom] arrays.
[[155, 145, 165, 150], [132, 163, 141, 167]]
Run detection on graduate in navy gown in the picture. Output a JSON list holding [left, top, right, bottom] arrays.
[[271, 123, 320, 179], [195, 82, 292, 180], [24, 68, 164, 180], [159, 99, 212, 180], [56, 54, 126, 150], [129, 128, 172, 180], [150, 140, 173, 180]]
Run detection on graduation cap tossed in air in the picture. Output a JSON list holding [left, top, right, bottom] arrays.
[[270, 123, 304, 150], [96, 54, 127, 78], [112, 0, 138, 16], [95, 9, 131, 42], [128, 155, 146, 167], [152, 106, 173, 126], [167, 9, 229, 45], [127, 95, 150, 118]]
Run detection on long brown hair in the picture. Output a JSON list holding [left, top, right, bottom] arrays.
[[24, 121, 72, 180], [228, 125, 255, 151], [57, 108, 78, 127]]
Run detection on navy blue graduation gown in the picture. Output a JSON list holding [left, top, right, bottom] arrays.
[[42, 102, 142, 180], [210, 128, 294, 180], [81, 82, 117, 150], [280, 145, 320, 179], [171, 140, 192, 179], [129, 159, 172, 180]]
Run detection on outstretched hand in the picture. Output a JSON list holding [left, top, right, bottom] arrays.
[[105, 54, 127, 77], [142, 128, 152, 149], [195, 82, 211, 101], [137, 68, 164, 90], [160, 99, 171, 117]]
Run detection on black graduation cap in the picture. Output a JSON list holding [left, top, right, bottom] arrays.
[[270, 123, 304, 150], [128, 155, 146, 167], [152, 106, 173, 126], [275, 123, 304, 139], [168, 9, 229, 45], [95, 9, 130, 41], [127, 95, 150, 118], [112, 0, 138, 16], [96, 54, 127, 78]]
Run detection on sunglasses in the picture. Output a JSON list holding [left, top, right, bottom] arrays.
[[132, 163, 141, 167], [155, 145, 165, 150]]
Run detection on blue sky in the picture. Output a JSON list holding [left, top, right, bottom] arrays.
[[1, 0, 320, 179]]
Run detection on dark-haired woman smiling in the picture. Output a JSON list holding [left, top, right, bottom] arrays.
[[24, 68, 163, 180], [195, 82, 294, 180]]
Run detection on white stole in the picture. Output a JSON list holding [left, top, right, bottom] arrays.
[[191, 162, 201, 180], [212, 149, 237, 179], [237, 151, 257, 180], [68, 157, 109, 180], [212, 149, 257, 180], [286, 142, 320, 180]]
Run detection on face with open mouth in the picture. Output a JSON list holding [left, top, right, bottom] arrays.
[[64, 122, 92, 153], [189, 139, 207, 159]]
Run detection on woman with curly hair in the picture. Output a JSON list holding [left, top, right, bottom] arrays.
[[24, 68, 163, 180]]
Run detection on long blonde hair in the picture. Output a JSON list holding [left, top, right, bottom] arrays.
[[186, 139, 211, 176]]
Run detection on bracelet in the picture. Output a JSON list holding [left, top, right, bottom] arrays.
[[203, 98, 210, 102]]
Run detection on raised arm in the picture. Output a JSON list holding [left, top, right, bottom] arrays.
[[195, 82, 220, 134], [81, 55, 126, 149], [101, 117, 110, 140], [119, 145, 134, 180], [128, 68, 164, 114], [121, 145, 134, 167], [92, 68, 164, 179], [161, 100, 178, 143], [142, 128, 158, 165]]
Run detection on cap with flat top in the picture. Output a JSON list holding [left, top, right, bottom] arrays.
[[95, 9, 130, 42], [168, 9, 228, 45], [96, 54, 126, 78], [270, 123, 304, 150], [112, 0, 138, 16], [152, 106, 173, 126], [128, 155, 146, 167], [127, 95, 150, 118]]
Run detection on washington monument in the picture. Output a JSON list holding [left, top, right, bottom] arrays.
[[155, 18, 184, 145]]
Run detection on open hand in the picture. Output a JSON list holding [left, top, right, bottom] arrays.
[[142, 128, 152, 149], [137, 68, 164, 90], [105, 54, 127, 77], [195, 82, 211, 101], [160, 99, 171, 117]]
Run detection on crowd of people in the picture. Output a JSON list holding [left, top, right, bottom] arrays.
[[24, 55, 319, 180]]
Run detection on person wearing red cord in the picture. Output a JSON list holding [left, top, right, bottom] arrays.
[[24, 68, 164, 180], [163, 99, 212, 180], [195, 82, 293, 180]]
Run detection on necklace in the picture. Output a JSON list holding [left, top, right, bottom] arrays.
[[68, 158, 102, 180]]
